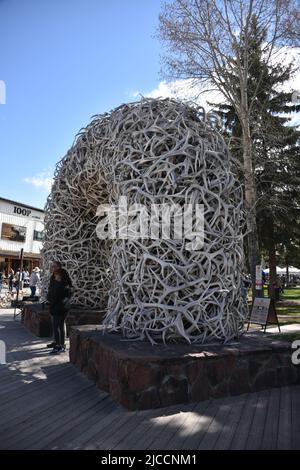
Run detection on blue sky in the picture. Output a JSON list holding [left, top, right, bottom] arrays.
[[0, 0, 164, 209], [0, 0, 299, 211]]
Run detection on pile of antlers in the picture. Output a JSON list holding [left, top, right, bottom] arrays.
[[42, 98, 248, 344]]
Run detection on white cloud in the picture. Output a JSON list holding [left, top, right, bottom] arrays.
[[131, 79, 225, 111], [132, 47, 300, 124], [290, 114, 300, 126], [271, 47, 300, 94], [267, 47, 300, 126], [24, 170, 53, 192]]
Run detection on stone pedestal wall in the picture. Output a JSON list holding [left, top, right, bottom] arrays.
[[21, 304, 52, 337], [70, 325, 300, 410], [21, 304, 105, 338]]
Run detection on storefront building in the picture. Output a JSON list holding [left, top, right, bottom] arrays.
[[0, 197, 44, 274]]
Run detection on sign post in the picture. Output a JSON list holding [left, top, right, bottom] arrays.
[[247, 297, 281, 333], [255, 264, 263, 294], [13, 248, 24, 320]]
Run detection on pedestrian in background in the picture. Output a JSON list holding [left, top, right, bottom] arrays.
[[0, 270, 4, 293], [29, 267, 40, 298], [8, 269, 14, 292]]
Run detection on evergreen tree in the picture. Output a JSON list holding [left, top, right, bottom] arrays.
[[213, 15, 300, 297]]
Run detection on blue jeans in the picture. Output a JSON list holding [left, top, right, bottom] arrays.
[[52, 315, 65, 346], [30, 286, 36, 297]]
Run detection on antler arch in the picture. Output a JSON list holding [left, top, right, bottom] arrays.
[[42, 98, 248, 344]]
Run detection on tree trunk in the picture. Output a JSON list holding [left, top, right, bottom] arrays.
[[268, 223, 277, 299], [242, 118, 261, 298], [286, 258, 289, 287]]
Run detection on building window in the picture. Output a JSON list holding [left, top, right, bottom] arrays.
[[1, 223, 26, 242], [33, 230, 43, 241]]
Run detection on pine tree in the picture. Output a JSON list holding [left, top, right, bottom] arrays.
[[213, 15, 300, 297]]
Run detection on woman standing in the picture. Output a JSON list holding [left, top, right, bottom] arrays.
[[47, 261, 72, 354]]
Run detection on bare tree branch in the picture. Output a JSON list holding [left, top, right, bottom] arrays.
[[158, 0, 300, 292]]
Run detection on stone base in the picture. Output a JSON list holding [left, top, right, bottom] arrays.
[[70, 325, 300, 410], [21, 304, 52, 337], [21, 304, 105, 337]]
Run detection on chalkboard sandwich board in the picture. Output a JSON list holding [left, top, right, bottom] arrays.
[[247, 297, 281, 333]]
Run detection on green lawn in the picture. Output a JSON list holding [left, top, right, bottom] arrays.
[[271, 332, 300, 342], [275, 305, 300, 316], [276, 287, 300, 323], [278, 318, 300, 325], [261, 287, 300, 300], [249, 287, 300, 325], [281, 287, 300, 300]]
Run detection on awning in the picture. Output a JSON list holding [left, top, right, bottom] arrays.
[[0, 250, 41, 260]]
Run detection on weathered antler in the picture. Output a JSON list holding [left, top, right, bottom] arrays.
[[42, 98, 248, 344]]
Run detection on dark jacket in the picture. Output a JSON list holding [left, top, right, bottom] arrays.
[[47, 274, 72, 316]]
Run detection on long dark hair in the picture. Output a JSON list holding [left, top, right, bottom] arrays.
[[57, 268, 72, 287], [52, 260, 72, 288]]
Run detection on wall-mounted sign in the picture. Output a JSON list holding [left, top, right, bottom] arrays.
[[1, 223, 26, 242], [0, 200, 44, 221], [11, 205, 43, 220], [13, 206, 31, 217]]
